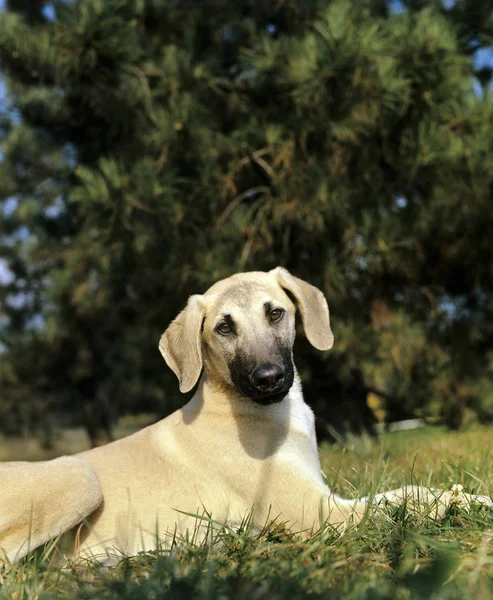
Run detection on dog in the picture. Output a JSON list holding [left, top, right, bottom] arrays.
[[1, 267, 491, 564]]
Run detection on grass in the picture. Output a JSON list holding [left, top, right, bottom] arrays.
[[2, 424, 493, 599]]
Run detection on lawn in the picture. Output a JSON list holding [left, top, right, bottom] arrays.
[[1, 424, 493, 599]]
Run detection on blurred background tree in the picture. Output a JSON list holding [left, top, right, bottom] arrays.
[[1, 0, 493, 445]]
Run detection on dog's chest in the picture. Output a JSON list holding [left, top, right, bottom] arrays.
[[155, 398, 322, 493]]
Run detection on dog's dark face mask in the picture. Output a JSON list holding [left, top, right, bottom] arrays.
[[229, 346, 295, 405]]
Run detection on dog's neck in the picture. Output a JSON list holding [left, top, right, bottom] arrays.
[[182, 369, 314, 437]]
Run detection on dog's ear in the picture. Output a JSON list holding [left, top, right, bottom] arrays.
[[159, 295, 205, 393], [273, 267, 334, 351]]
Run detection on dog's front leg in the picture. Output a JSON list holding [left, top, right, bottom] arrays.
[[309, 484, 492, 534], [321, 494, 368, 530], [0, 457, 103, 564], [274, 482, 368, 534], [364, 485, 493, 519]]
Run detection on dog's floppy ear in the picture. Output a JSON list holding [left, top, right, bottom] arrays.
[[159, 295, 205, 393], [273, 267, 334, 351]]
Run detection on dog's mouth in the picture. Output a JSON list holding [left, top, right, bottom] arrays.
[[249, 390, 288, 406], [234, 377, 293, 406]]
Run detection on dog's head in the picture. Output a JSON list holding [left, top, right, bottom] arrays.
[[159, 267, 333, 405]]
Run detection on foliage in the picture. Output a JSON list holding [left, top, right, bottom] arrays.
[[2, 0, 493, 439]]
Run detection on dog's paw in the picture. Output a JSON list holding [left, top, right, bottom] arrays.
[[368, 484, 492, 519], [442, 484, 493, 511]]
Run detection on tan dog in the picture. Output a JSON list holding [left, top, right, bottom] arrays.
[[0, 268, 491, 564]]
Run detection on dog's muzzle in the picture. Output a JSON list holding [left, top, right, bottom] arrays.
[[229, 352, 295, 405]]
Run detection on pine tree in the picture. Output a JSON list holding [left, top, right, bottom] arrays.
[[1, 0, 493, 443]]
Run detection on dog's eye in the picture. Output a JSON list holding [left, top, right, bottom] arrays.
[[269, 308, 284, 323], [216, 322, 232, 336]]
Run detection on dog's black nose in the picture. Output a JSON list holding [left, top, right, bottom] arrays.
[[251, 363, 285, 393]]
